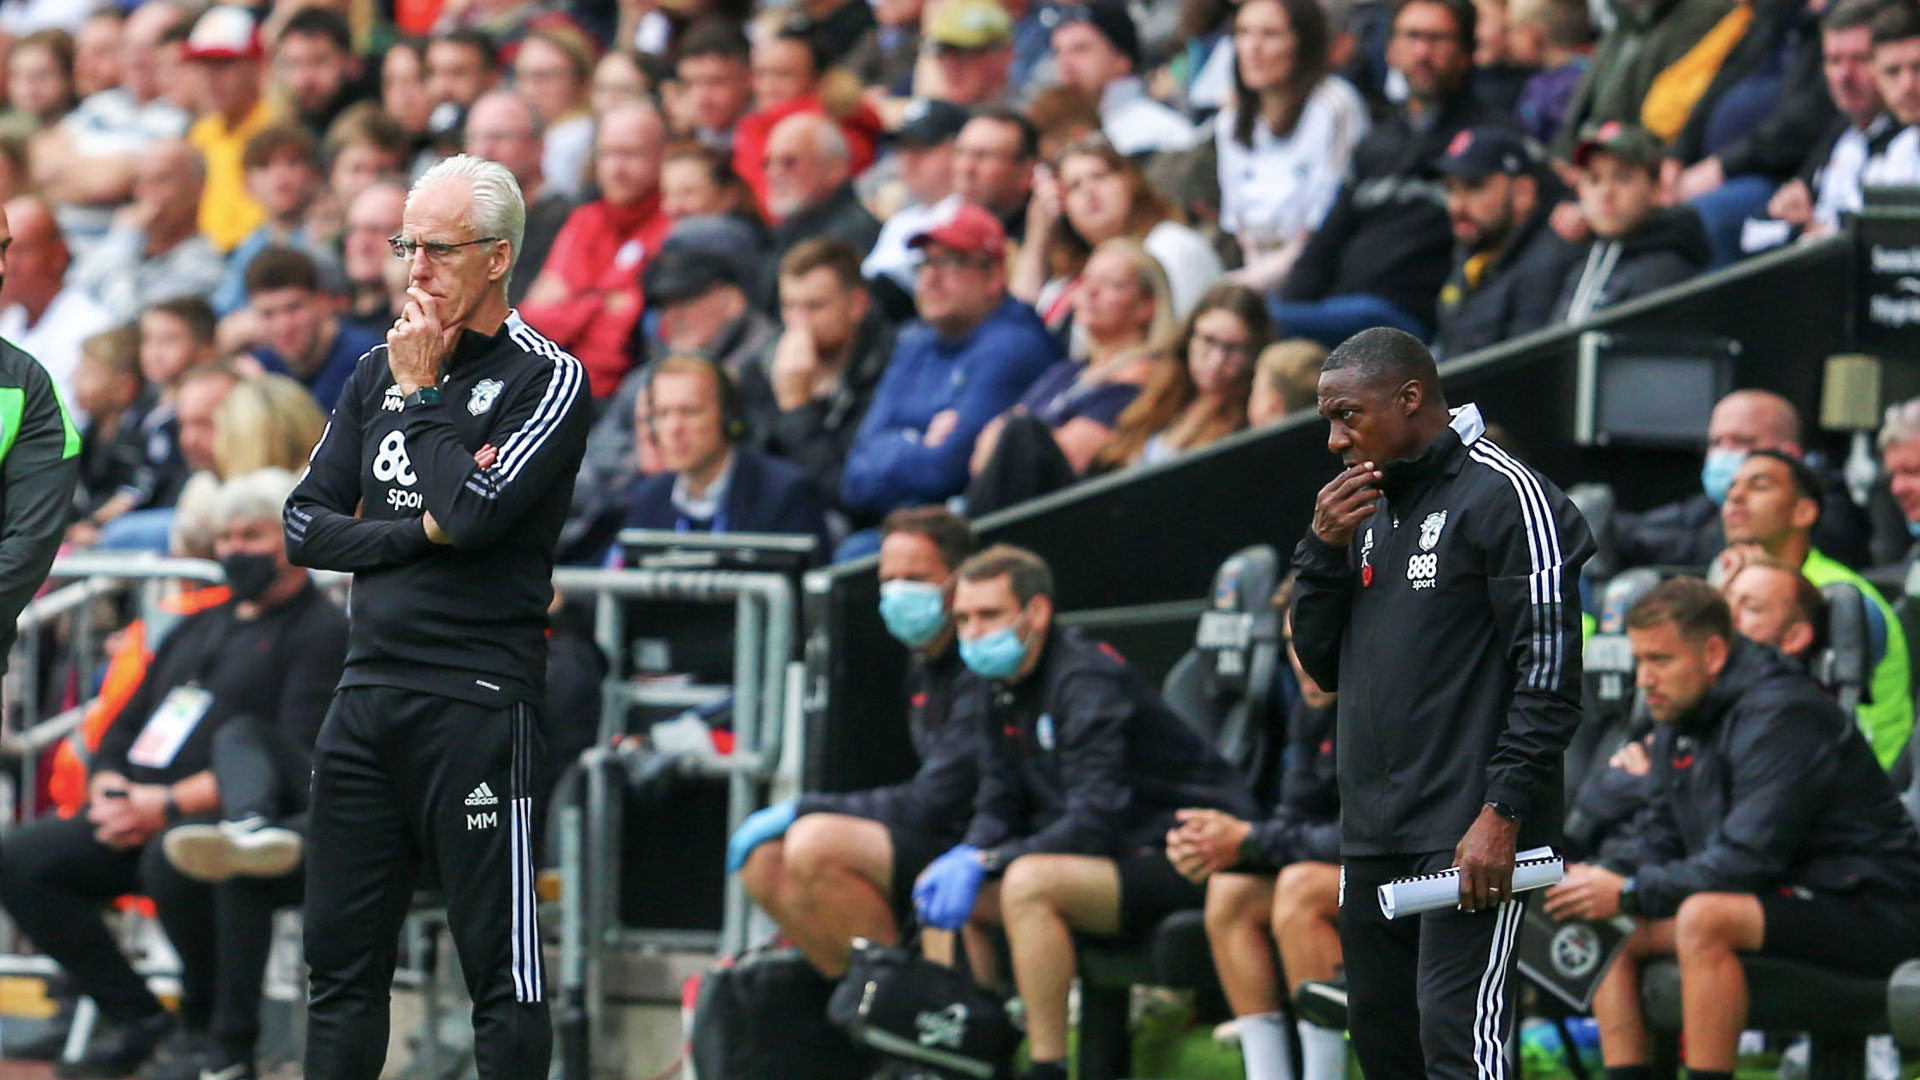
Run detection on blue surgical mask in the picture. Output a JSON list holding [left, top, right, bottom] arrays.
[[1906, 519, 1920, 539], [960, 621, 1030, 680], [879, 580, 948, 648], [1701, 447, 1747, 505]]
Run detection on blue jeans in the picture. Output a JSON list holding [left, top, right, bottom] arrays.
[[1267, 293, 1431, 348], [96, 508, 176, 553], [1688, 174, 1777, 268]]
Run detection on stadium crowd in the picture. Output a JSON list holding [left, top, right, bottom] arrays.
[[0, 0, 1916, 1076]]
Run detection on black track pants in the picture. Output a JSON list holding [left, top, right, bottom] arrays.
[[302, 685, 549, 1080], [1338, 853, 1526, 1080]]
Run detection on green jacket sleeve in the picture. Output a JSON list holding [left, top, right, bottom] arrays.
[[0, 354, 80, 670]]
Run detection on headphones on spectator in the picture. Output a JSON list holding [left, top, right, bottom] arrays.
[[646, 355, 749, 443]]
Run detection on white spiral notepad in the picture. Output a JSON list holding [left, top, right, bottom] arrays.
[[1376, 847, 1565, 919]]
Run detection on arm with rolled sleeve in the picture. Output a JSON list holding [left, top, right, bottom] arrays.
[[284, 356, 440, 572], [972, 672, 1135, 864], [396, 356, 591, 549], [1288, 533, 1354, 694], [1480, 478, 1596, 821]]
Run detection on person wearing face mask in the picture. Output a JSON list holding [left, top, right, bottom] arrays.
[[727, 507, 979, 978], [1611, 388, 1872, 571], [0, 468, 347, 1080], [913, 544, 1256, 1080]]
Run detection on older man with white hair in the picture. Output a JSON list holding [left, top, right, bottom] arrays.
[[285, 153, 591, 1080], [765, 111, 882, 291], [1879, 398, 1920, 574]]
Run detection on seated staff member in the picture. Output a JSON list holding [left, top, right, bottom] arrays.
[[1168, 577, 1346, 1080], [1546, 578, 1920, 1080], [728, 506, 979, 977], [913, 544, 1257, 1080], [622, 354, 832, 556]]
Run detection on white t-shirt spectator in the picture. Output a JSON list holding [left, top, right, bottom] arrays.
[[1863, 125, 1920, 192], [864, 193, 964, 293], [0, 288, 111, 410], [1143, 219, 1226, 317], [1215, 76, 1370, 262], [1101, 77, 1200, 156], [55, 89, 194, 256], [544, 114, 596, 201]]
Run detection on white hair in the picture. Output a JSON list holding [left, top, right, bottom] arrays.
[[168, 471, 223, 559], [411, 153, 527, 290], [217, 467, 301, 530], [1881, 397, 1920, 451]]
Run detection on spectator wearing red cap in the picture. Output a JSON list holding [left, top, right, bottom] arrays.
[[838, 204, 1058, 541], [1050, 0, 1198, 155], [520, 102, 672, 398], [184, 5, 277, 253]]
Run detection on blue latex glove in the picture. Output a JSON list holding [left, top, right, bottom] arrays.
[[912, 844, 987, 930], [725, 800, 798, 874]]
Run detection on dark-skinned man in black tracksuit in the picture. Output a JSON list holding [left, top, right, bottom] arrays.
[[1290, 327, 1593, 1080]]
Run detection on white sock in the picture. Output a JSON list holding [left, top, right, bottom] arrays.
[[1297, 1020, 1347, 1080], [1238, 1011, 1294, 1080]]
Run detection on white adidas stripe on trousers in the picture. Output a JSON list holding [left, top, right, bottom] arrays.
[[1472, 899, 1526, 1080], [509, 704, 545, 1003]]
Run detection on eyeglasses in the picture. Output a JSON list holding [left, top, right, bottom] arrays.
[[389, 235, 502, 260], [1193, 332, 1253, 359], [916, 251, 994, 274], [763, 154, 808, 172]]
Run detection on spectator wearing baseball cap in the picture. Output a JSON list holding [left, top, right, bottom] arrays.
[[925, 0, 1017, 106], [863, 99, 970, 314], [1551, 121, 1710, 324], [838, 204, 1059, 543], [1048, 0, 1197, 156], [1431, 125, 1580, 361], [642, 239, 780, 382], [184, 5, 277, 253]]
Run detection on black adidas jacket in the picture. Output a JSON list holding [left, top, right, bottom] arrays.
[[1291, 404, 1594, 856], [961, 627, 1257, 865], [1240, 695, 1340, 870], [285, 313, 591, 707], [796, 642, 977, 843], [1599, 638, 1920, 918]]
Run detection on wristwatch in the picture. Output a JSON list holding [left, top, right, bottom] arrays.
[[403, 386, 443, 410], [162, 789, 181, 825], [1618, 876, 1642, 917], [1486, 800, 1522, 822]]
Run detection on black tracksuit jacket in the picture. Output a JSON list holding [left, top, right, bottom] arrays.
[[961, 627, 1257, 865], [284, 313, 592, 706], [797, 642, 977, 844], [1291, 404, 1595, 856], [1599, 638, 1920, 919], [1240, 695, 1341, 871]]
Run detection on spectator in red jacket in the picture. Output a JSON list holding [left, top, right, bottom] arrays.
[[518, 101, 670, 398], [729, 29, 882, 216]]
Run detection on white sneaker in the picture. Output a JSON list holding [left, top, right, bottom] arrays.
[[164, 817, 302, 882]]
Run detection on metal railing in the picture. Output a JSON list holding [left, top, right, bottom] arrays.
[[548, 565, 798, 1080]]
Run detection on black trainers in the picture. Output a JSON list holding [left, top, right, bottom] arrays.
[[137, 1030, 215, 1080], [53, 1010, 176, 1078]]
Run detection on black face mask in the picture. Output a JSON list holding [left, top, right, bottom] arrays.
[[221, 552, 280, 602]]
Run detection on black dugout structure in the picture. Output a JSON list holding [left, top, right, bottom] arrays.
[[802, 226, 1920, 798]]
